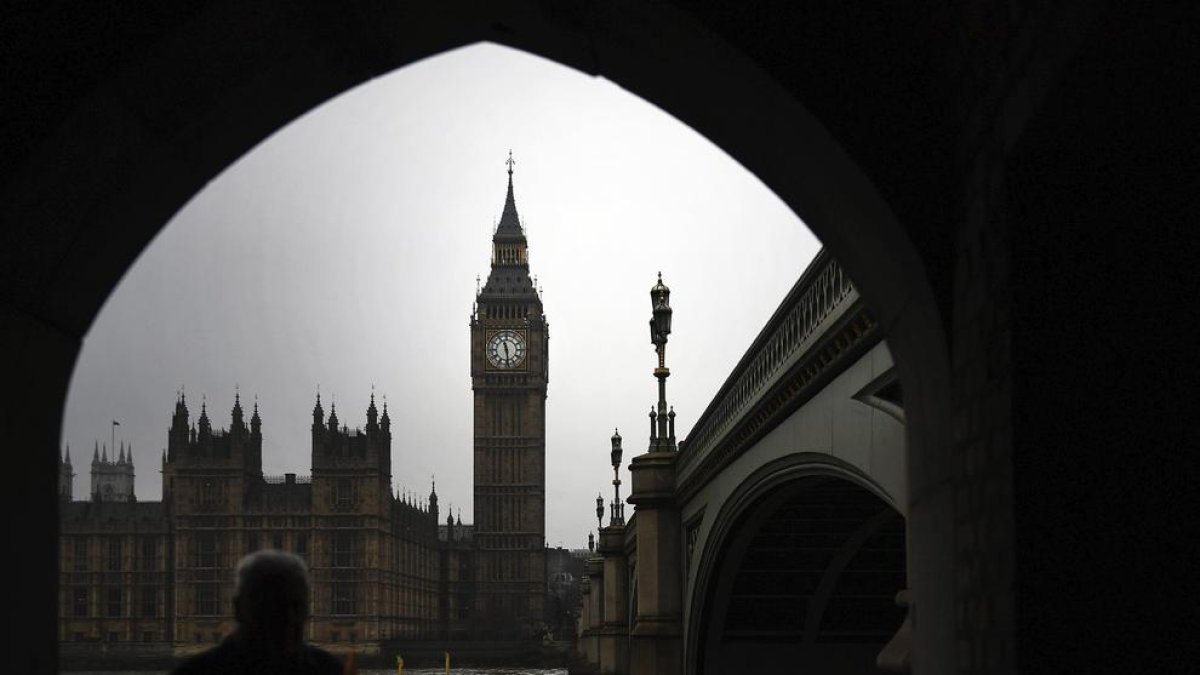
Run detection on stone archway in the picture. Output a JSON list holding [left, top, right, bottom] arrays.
[[688, 459, 906, 675], [7, 4, 954, 672]]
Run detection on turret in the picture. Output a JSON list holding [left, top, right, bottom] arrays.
[[250, 398, 261, 437], [429, 479, 439, 525], [366, 391, 378, 429], [198, 398, 212, 438], [59, 445, 74, 501], [231, 390, 245, 433]]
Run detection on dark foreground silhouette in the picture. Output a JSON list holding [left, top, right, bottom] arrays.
[[170, 550, 345, 675]]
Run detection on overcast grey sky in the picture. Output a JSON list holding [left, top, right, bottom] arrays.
[[61, 43, 820, 548]]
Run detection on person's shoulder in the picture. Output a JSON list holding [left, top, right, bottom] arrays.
[[168, 641, 238, 675], [302, 643, 345, 674]]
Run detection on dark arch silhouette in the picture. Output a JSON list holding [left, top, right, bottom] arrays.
[[24, 4, 1175, 674]]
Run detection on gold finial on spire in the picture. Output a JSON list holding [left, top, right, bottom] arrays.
[[506, 149, 515, 176]]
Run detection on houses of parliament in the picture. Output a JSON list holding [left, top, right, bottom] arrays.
[[56, 161, 554, 656]]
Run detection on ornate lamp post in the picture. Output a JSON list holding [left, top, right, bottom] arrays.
[[595, 493, 604, 531], [609, 428, 624, 525], [649, 273, 676, 452], [588, 531, 595, 552]]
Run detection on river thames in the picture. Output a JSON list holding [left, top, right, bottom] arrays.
[[63, 662, 568, 667]]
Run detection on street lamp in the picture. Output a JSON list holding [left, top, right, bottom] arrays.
[[649, 272, 676, 452], [595, 493, 604, 531], [609, 428, 624, 525]]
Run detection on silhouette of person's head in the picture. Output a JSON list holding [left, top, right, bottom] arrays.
[[233, 550, 310, 651]]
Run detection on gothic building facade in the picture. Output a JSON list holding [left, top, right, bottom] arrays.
[[57, 166, 550, 657]]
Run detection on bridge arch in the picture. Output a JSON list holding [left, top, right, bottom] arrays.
[[688, 457, 906, 674], [10, 3, 955, 671]]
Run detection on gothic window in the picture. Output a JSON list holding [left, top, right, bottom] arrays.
[[106, 587, 122, 617], [107, 538, 122, 571], [72, 588, 88, 617], [141, 587, 157, 617], [194, 583, 218, 615], [139, 537, 156, 571], [201, 480, 218, 507], [195, 532, 218, 568], [333, 531, 357, 567], [73, 538, 87, 571], [335, 479, 354, 509], [332, 583, 357, 615]]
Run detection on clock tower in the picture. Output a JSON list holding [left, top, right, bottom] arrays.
[[470, 153, 548, 636]]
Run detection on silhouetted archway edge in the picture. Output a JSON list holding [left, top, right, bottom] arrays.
[[15, 4, 953, 672]]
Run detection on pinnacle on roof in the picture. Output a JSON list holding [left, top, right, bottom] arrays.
[[494, 150, 525, 242]]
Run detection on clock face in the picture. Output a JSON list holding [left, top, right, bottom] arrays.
[[487, 330, 527, 369]]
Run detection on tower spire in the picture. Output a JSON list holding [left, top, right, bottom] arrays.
[[495, 150, 524, 240]]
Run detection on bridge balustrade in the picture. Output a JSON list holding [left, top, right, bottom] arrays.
[[677, 250, 860, 488]]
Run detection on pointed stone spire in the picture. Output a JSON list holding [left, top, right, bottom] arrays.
[[328, 399, 339, 431], [64, 444, 71, 465], [493, 150, 527, 246], [102, 442, 108, 463], [380, 396, 390, 432], [231, 388, 244, 428], [367, 389, 378, 427], [251, 396, 261, 435], [118, 442, 125, 464], [93, 441, 100, 464], [313, 391, 324, 426]]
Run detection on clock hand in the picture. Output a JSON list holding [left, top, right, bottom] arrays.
[[503, 343, 510, 359]]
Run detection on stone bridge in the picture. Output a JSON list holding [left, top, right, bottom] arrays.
[[577, 250, 910, 674]]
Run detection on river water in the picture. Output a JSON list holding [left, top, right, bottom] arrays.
[[63, 662, 568, 667]]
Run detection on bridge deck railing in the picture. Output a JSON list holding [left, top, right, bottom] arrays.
[[676, 249, 871, 491]]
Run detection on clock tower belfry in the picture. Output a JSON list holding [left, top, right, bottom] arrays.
[[470, 152, 548, 635]]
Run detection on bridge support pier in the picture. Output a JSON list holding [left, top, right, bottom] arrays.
[[582, 556, 605, 668], [628, 451, 682, 675], [598, 525, 629, 674], [578, 575, 596, 666]]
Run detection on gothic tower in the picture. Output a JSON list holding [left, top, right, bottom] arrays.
[[470, 153, 548, 635], [90, 440, 136, 502], [59, 445, 74, 502]]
